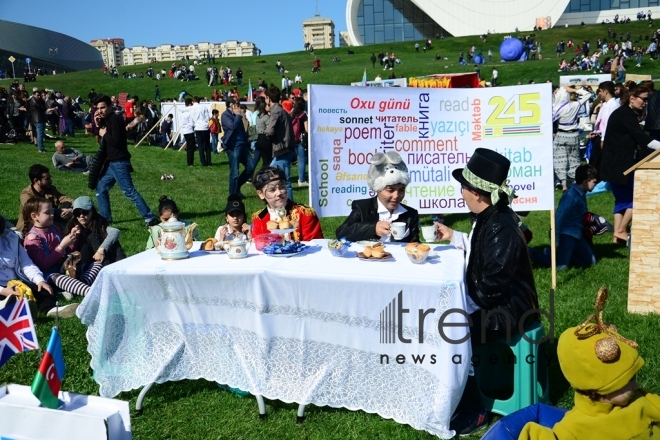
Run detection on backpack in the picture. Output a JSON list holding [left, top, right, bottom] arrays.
[[292, 112, 306, 143]]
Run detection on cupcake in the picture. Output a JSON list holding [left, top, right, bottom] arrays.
[[267, 220, 279, 230], [371, 249, 385, 259]]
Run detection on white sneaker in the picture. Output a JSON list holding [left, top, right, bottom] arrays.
[[47, 303, 80, 319], [298, 181, 309, 187], [60, 291, 74, 301]]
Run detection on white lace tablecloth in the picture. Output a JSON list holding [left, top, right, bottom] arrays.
[[78, 239, 474, 438]]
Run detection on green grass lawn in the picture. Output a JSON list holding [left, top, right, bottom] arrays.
[[9, 20, 660, 105], [1, 20, 659, 439]]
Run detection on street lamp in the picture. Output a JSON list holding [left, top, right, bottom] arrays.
[[49, 47, 58, 74]]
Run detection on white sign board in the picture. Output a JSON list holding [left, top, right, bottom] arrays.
[[308, 84, 554, 217], [0, 384, 131, 440], [559, 74, 611, 88], [350, 78, 408, 87]]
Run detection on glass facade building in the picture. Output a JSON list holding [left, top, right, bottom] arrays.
[[564, 0, 659, 13], [356, 0, 448, 44]]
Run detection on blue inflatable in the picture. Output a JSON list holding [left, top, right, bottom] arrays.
[[481, 404, 568, 440], [500, 38, 524, 62], [474, 55, 484, 64]]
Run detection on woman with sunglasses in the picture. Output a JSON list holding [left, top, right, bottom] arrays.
[[66, 196, 124, 265], [46, 196, 124, 297], [601, 85, 660, 244]]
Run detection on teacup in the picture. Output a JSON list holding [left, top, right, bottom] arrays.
[[390, 222, 406, 240], [421, 225, 437, 243], [223, 239, 251, 259]]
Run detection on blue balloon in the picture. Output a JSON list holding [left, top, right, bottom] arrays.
[[474, 55, 483, 64], [500, 38, 524, 62]]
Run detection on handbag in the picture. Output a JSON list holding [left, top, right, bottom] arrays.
[[247, 125, 259, 142], [300, 131, 308, 149], [62, 251, 82, 280]]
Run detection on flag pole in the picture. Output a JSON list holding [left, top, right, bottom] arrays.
[[54, 300, 59, 329]]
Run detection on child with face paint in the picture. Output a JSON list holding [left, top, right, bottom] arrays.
[[251, 167, 323, 242]]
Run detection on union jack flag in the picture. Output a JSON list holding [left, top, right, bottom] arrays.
[[0, 297, 39, 368]]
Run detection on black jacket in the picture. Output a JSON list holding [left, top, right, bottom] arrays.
[[29, 97, 47, 124], [602, 105, 654, 185], [335, 197, 420, 243], [100, 112, 131, 162], [87, 141, 108, 190], [79, 229, 125, 266], [466, 204, 539, 337]]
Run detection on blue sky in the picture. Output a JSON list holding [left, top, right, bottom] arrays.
[[0, 0, 346, 55]]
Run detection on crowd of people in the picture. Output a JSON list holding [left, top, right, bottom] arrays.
[[541, 77, 660, 271], [0, 81, 84, 146]]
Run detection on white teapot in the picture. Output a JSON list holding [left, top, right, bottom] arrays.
[[155, 217, 197, 260], [223, 237, 250, 259]]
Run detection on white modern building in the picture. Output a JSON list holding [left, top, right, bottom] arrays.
[[303, 16, 336, 49], [92, 39, 259, 67], [345, 0, 660, 45]]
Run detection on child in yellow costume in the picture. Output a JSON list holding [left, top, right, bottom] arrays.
[[520, 287, 660, 440]]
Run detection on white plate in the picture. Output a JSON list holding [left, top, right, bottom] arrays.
[[268, 228, 297, 235], [356, 252, 393, 261], [202, 249, 225, 254], [264, 251, 306, 258], [356, 240, 380, 247]]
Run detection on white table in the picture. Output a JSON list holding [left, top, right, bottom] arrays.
[[78, 239, 474, 438]]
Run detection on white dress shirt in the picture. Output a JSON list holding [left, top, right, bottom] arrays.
[[189, 103, 210, 131], [376, 198, 407, 242]]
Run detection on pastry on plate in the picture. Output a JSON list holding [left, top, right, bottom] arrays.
[[203, 238, 218, 250]]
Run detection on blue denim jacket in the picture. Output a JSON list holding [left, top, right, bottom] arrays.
[[555, 184, 587, 240]]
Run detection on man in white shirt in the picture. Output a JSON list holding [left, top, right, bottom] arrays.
[[180, 99, 197, 166], [188, 96, 212, 166]]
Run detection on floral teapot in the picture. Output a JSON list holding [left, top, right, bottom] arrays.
[[223, 236, 250, 259], [154, 217, 197, 260]]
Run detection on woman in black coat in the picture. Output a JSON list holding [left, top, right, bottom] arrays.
[[601, 85, 660, 243]]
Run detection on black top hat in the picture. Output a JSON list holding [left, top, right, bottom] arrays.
[[452, 148, 511, 198], [224, 195, 246, 216]]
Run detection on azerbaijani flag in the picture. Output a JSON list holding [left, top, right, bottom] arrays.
[[31, 327, 64, 409], [247, 80, 253, 103]]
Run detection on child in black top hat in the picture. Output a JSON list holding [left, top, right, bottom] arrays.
[[434, 147, 540, 437], [215, 194, 252, 242]]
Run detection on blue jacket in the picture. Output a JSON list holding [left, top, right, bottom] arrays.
[[220, 109, 246, 148], [556, 184, 587, 240]]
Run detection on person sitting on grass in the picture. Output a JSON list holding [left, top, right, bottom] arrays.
[[251, 167, 323, 241], [17, 164, 74, 233], [530, 164, 604, 270], [336, 151, 419, 243], [22, 197, 103, 299], [0, 215, 77, 318], [520, 287, 660, 439], [51, 140, 88, 172], [215, 195, 252, 242], [146, 196, 198, 250], [66, 196, 125, 267]]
